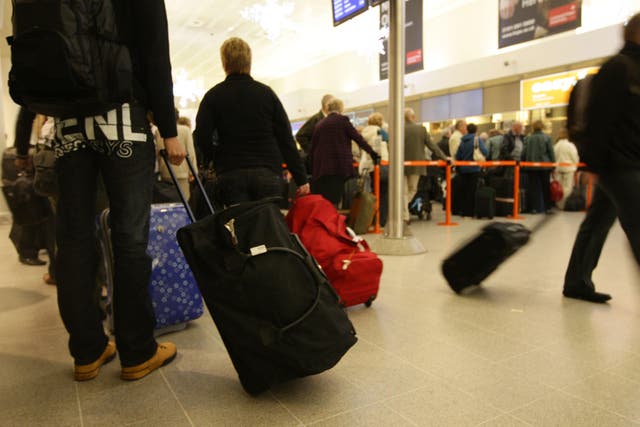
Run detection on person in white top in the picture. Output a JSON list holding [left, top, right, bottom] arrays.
[[155, 108, 199, 201], [553, 129, 579, 210], [448, 119, 467, 159], [360, 112, 389, 225]]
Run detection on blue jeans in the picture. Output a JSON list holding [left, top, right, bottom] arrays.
[[55, 108, 157, 366], [564, 169, 640, 291], [216, 167, 283, 206]]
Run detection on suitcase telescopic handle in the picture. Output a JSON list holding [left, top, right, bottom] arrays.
[[159, 150, 215, 223]]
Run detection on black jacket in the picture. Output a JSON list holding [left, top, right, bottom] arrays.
[[295, 110, 324, 155], [16, 1, 177, 156], [499, 130, 524, 161], [193, 74, 308, 186], [589, 41, 640, 170]]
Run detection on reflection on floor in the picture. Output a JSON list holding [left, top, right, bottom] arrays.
[[1, 208, 639, 426]]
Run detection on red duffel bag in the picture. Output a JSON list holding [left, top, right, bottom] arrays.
[[286, 195, 382, 307]]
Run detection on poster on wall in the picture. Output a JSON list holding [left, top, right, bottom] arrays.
[[499, 0, 582, 49], [379, 0, 423, 80]]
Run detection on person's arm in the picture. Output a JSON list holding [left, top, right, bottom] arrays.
[[570, 143, 580, 164], [346, 119, 378, 160], [130, 0, 176, 139], [480, 139, 489, 157], [15, 107, 36, 157], [294, 114, 318, 154], [272, 92, 308, 186], [193, 94, 217, 165], [185, 131, 198, 177], [129, 0, 183, 164], [546, 136, 555, 162], [423, 128, 447, 160], [455, 141, 465, 160]]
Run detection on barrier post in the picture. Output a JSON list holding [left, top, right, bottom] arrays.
[[511, 162, 523, 220], [374, 164, 382, 234], [438, 162, 458, 227]]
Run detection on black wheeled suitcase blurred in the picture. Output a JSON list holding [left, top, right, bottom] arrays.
[[489, 175, 525, 217], [442, 222, 531, 293], [474, 185, 496, 219]]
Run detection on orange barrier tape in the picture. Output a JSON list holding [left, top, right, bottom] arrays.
[[282, 160, 592, 232]]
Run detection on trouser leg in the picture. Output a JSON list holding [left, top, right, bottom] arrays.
[[564, 185, 617, 291], [55, 148, 108, 364]]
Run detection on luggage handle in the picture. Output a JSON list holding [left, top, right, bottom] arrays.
[[159, 150, 215, 222]]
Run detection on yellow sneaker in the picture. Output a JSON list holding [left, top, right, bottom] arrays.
[[74, 341, 117, 381], [120, 342, 177, 381]]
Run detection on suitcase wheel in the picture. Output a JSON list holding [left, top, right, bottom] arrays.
[[365, 295, 375, 308]]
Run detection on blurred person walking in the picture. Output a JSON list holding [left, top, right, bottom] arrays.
[[563, 13, 640, 303]]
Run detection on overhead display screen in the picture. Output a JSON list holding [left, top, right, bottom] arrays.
[[333, 0, 368, 26]]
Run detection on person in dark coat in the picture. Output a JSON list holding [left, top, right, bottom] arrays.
[[563, 14, 640, 303], [455, 123, 488, 217], [194, 37, 309, 205], [310, 98, 380, 206], [403, 107, 447, 222], [522, 120, 555, 213], [295, 94, 334, 156]]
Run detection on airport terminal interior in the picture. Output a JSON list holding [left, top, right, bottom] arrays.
[[1, 0, 640, 426]]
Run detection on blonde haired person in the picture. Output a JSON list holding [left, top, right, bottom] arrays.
[[360, 112, 389, 225], [553, 129, 579, 210], [310, 98, 379, 206], [194, 37, 309, 205]]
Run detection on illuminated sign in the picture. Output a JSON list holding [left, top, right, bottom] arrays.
[[520, 67, 599, 110]]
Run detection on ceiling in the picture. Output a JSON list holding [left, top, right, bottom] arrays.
[[164, 0, 383, 90], [0, 0, 476, 101]]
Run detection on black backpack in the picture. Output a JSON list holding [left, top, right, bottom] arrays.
[[7, 0, 133, 117], [566, 74, 598, 171]]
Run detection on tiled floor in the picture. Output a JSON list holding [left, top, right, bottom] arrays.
[[1, 207, 639, 426]]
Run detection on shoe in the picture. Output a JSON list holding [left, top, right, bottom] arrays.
[[563, 287, 611, 303], [74, 341, 117, 381], [19, 257, 46, 266], [42, 273, 56, 285], [121, 342, 177, 381]]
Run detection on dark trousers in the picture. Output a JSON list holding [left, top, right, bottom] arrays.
[[56, 140, 157, 366], [311, 175, 345, 207], [564, 169, 640, 291], [216, 167, 283, 206], [457, 172, 480, 217], [525, 170, 551, 213]]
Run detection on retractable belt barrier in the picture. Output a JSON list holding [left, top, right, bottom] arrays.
[[282, 160, 592, 233]]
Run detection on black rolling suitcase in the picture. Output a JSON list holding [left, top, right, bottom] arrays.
[[442, 219, 549, 293], [474, 185, 496, 219], [161, 152, 358, 395]]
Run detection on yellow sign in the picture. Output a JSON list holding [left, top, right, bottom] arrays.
[[521, 67, 599, 110]]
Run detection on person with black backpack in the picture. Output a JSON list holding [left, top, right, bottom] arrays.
[[8, 0, 183, 380], [563, 13, 640, 303]]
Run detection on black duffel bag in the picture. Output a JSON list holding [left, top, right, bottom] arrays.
[[176, 197, 357, 395], [2, 174, 52, 225]]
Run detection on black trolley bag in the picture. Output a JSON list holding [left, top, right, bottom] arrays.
[[442, 217, 551, 294], [160, 152, 357, 395]]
